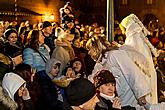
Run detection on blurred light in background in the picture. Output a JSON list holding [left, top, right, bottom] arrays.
[[42, 13, 54, 21]]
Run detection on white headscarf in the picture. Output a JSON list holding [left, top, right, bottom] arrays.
[[2, 72, 25, 101], [120, 13, 159, 57]]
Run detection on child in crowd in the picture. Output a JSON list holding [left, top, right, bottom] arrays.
[[36, 58, 71, 110], [65, 58, 87, 78]]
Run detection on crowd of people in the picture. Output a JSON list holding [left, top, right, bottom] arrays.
[[0, 2, 164, 110]]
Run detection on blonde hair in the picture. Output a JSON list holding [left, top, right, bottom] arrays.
[[86, 35, 118, 61], [57, 32, 74, 41]]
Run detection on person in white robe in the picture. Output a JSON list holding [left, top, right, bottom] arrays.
[[86, 35, 151, 109], [120, 13, 159, 104]]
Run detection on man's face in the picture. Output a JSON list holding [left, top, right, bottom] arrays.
[[44, 26, 53, 35]]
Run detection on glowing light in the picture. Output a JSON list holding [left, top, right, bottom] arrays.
[[42, 14, 54, 21], [50, 15, 54, 20]]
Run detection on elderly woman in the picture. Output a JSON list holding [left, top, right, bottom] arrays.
[[23, 30, 50, 72], [86, 35, 151, 109], [120, 14, 158, 104], [94, 70, 122, 110]]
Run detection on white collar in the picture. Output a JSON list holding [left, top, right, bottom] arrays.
[[100, 93, 115, 102]]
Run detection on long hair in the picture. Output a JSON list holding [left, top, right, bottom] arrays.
[[14, 63, 40, 105], [14, 90, 24, 110], [27, 30, 40, 51], [14, 63, 32, 86], [86, 35, 118, 61]]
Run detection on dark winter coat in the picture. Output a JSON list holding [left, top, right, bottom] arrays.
[[36, 70, 66, 110]]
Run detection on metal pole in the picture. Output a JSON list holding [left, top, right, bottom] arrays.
[[106, 0, 114, 42], [14, 0, 18, 21]]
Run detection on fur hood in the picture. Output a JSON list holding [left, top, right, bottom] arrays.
[[0, 86, 18, 110]]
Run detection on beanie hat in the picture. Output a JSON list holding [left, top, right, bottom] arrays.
[[2, 72, 25, 101], [4, 28, 17, 39], [65, 78, 96, 106], [42, 21, 52, 29], [94, 70, 116, 88]]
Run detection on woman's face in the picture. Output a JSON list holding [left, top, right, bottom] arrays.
[[99, 82, 115, 96], [50, 65, 59, 77], [73, 61, 82, 72], [39, 31, 45, 45], [18, 83, 26, 97], [8, 32, 17, 44]]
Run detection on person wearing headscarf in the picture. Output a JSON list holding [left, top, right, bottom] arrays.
[[120, 13, 158, 104], [0, 72, 34, 110]]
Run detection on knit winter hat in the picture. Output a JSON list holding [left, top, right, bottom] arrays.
[[42, 21, 52, 29], [2, 72, 26, 101], [93, 70, 116, 88], [65, 78, 96, 106]]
